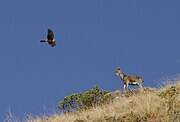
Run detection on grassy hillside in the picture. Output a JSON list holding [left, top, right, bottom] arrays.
[[6, 77, 180, 122]]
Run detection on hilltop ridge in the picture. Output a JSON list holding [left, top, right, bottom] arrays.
[[25, 77, 180, 122], [5, 77, 180, 122]]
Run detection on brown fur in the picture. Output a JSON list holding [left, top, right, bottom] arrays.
[[115, 67, 144, 90]]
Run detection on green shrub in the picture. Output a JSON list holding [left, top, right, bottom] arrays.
[[58, 85, 114, 113], [159, 86, 180, 121]]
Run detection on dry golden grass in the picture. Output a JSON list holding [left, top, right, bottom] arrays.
[[6, 77, 180, 122]]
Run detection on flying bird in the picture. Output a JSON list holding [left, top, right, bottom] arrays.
[[40, 29, 56, 47]]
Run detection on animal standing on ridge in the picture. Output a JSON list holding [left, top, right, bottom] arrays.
[[40, 29, 56, 47], [115, 67, 144, 90]]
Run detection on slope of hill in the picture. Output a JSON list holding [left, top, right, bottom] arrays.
[[6, 77, 180, 122]]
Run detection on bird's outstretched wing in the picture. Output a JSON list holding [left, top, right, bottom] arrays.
[[47, 29, 54, 40]]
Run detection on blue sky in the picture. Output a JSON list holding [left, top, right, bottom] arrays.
[[0, 0, 179, 120]]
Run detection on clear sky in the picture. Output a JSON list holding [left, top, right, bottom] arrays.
[[0, 0, 179, 120]]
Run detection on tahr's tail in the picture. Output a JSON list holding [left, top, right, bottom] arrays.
[[40, 40, 47, 42]]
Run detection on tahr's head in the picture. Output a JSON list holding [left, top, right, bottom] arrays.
[[115, 67, 121, 76]]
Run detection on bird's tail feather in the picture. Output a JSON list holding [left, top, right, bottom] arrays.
[[40, 40, 47, 42]]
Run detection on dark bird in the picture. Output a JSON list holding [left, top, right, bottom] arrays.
[[40, 29, 56, 47]]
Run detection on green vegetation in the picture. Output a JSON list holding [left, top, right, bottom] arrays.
[[58, 85, 114, 113], [159, 85, 180, 121]]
